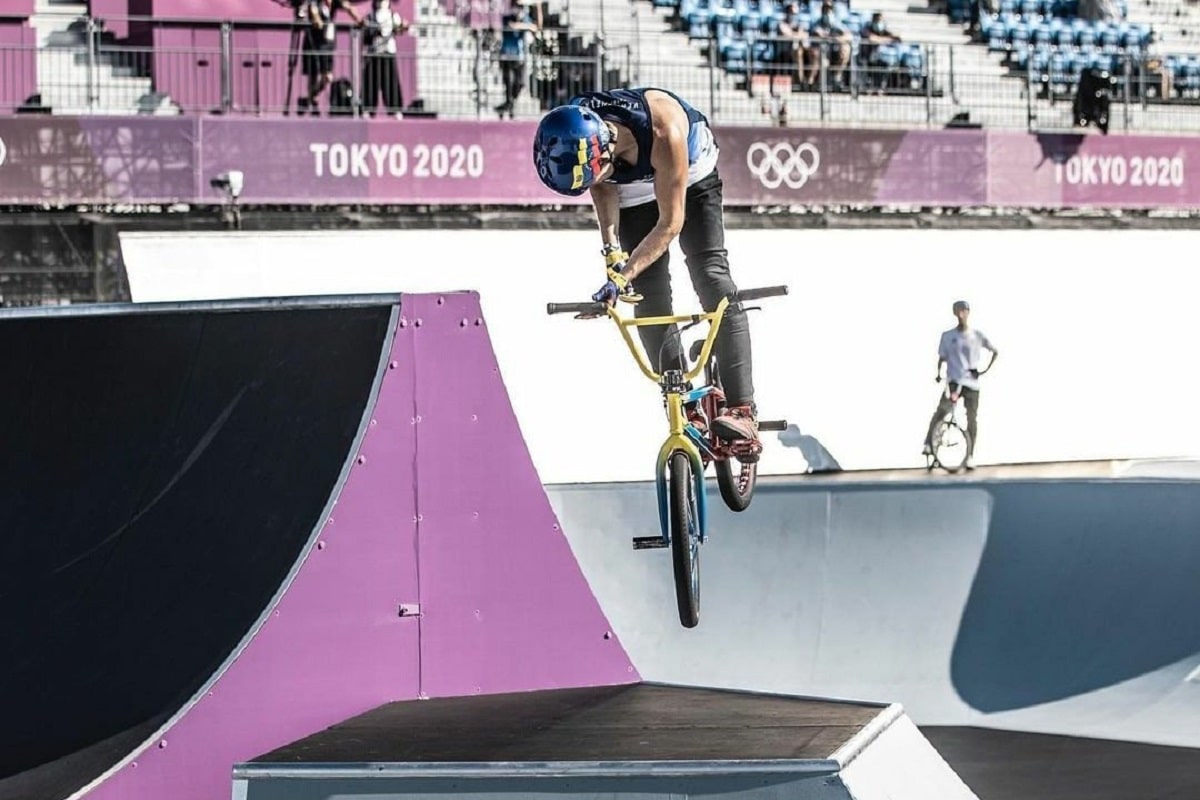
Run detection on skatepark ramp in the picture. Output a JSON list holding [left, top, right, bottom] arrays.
[[0, 293, 634, 800], [550, 468, 1200, 749], [232, 684, 976, 800]]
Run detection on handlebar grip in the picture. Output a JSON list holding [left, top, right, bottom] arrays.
[[547, 301, 607, 316], [734, 285, 789, 303]]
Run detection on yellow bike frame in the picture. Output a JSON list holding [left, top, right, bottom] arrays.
[[599, 296, 733, 541]]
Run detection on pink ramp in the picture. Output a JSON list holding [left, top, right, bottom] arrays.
[[78, 292, 636, 800]]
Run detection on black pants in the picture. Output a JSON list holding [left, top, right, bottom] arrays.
[[499, 58, 524, 110], [618, 170, 756, 407], [362, 53, 403, 114], [926, 383, 980, 455]]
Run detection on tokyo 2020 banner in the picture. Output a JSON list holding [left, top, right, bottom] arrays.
[[0, 115, 1196, 208]]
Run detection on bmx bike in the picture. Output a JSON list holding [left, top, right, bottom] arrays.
[[547, 285, 788, 628], [925, 383, 972, 473]]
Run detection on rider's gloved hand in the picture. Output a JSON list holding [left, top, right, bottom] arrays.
[[593, 244, 642, 305], [592, 268, 632, 305], [935, 375, 942, 383]]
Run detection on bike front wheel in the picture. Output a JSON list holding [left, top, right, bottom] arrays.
[[669, 450, 701, 628], [932, 419, 971, 473]]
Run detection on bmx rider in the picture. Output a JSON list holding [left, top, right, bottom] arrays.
[[531, 87, 760, 449]]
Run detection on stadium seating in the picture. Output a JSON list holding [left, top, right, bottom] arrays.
[[654, 0, 931, 93], [938, 0, 1200, 102]]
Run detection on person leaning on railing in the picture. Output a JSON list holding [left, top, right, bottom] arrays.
[[299, 0, 362, 115], [359, 0, 410, 118]]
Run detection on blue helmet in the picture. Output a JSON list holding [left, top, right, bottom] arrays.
[[532, 105, 613, 196]]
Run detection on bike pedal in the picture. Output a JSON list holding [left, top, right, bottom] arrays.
[[632, 536, 669, 550], [758, 419, 788, 432]]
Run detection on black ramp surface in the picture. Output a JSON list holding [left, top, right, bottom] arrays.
[[0, 299, 394, 800], [252, 683, 886, 763], [923, 727, 1200, 800]]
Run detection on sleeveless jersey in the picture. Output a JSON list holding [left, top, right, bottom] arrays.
[[570, 87, 719, 208]]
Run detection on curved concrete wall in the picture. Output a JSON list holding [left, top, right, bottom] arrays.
[[549, 474, 1200, 748], [120, 228, 1200, 482]]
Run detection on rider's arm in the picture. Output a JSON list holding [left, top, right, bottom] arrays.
[[980, 349, 998, 373], [935, 356, 945, 382], [589, 180, 621, 250], [619, 101, 689, 282]]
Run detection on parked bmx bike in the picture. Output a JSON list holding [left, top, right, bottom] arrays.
[[547, 285, 788, 628], [925, 383, 972, 473]]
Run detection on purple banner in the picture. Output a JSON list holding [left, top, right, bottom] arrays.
[[988, 131, 1200, 208], [1, 115, 1198, 209], [0, 116, 197, 203], [199, 118, 573, 205], [715, 127, 988, 206]]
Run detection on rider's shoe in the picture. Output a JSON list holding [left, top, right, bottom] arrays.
[[964, 456, 976, 470], [712, 405, 759, 444]]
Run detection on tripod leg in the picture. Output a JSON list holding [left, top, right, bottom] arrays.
[[284, 25, 301, 115]]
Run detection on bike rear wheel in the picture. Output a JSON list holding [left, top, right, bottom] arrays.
[[669, 450, 700, 628], [716, 458, 756, 512], [707, 356, 758, 512], [932, 419, 971, 473]]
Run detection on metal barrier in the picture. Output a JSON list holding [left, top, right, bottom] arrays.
[[4, 12, 1200, 132]]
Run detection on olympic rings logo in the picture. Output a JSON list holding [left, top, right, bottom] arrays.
[[746, 141, 820, 190]]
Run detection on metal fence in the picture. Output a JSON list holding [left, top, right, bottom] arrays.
[[5, 13, 1200, 132]]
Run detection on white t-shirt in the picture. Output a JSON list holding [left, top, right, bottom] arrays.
[[367, 7, 404, 55], [938, 326, 996, 390]]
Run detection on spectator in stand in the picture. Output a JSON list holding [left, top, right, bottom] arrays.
[[777, 2, 812, 88], [300, 0, 362, 114], [859, 12, 901, 89], [495, 0, 541, 119], [361, 0, 410, 118], [806, 1, 852, 90]]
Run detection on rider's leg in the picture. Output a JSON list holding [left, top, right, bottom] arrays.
[[963, 387, 980, 457], [618, 200, 681, 374], [677, 171, 757, 442]]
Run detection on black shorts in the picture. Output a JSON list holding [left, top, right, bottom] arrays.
[[303, 37, 334, 77]]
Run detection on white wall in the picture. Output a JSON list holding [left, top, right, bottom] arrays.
[[120, 228, 1200, 483]]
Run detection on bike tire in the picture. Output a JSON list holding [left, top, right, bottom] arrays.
[[669, 450, 700, 629], [933, 420, 971, 473], [716, 458, 757, 512], [707, 356, 758, 512]]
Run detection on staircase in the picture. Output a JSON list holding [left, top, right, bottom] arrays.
[[415, 0, 547, 118], [27, 0, 164, 114]]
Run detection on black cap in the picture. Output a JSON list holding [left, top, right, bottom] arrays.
[[953, 300, 970, 312]]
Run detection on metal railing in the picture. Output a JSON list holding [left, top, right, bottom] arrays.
[[4, 12, 1200, 132]]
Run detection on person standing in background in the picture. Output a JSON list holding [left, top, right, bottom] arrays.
[[361, 0, 410, 118], [923, 300, 998, 469], [495, 0, 540, 118]]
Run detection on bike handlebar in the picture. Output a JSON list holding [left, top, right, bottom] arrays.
[[733, 285, 789, 303], [546, 301, 607, 316], [546, 285, 788, 318]]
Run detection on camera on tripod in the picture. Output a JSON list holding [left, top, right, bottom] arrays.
[[1073, 67, 1118, 135]]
